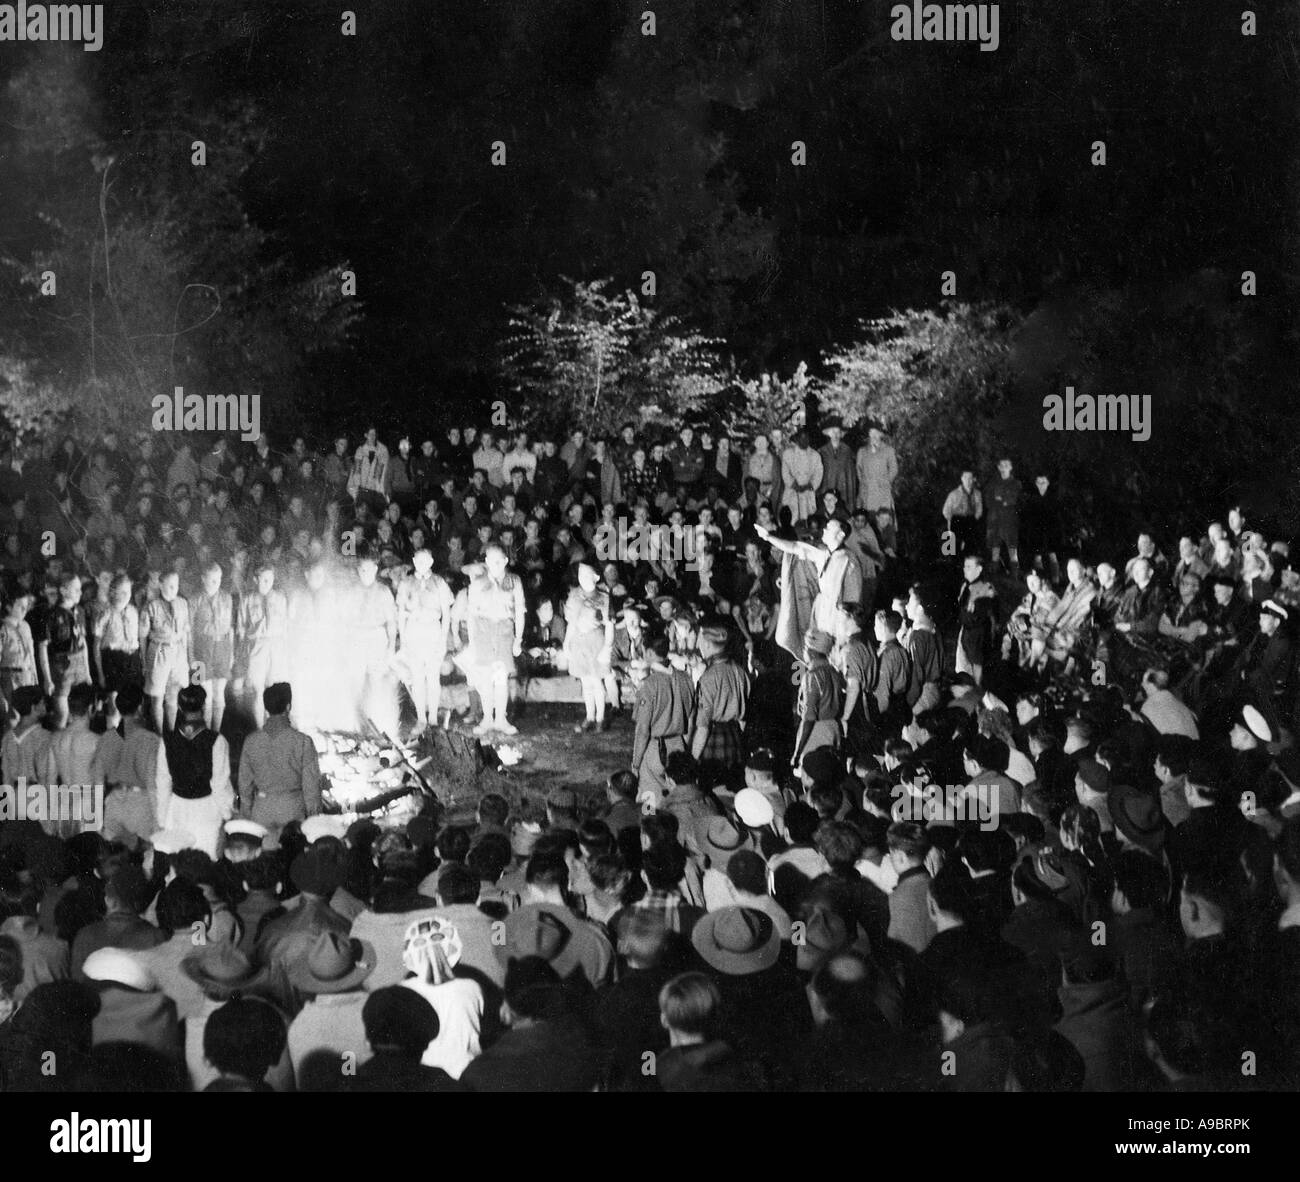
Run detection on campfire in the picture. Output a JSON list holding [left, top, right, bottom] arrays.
[[310, 728, 435, 825]]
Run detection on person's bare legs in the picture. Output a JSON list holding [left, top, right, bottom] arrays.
[[163, 683, 181, 732], [493, 673, 516, 735]]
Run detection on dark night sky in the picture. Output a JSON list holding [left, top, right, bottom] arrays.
[[1, 0, 1294, 440]]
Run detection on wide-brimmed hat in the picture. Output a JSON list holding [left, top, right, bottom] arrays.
[[181, 944, 263, 998], [692, 907, 780, 976], [287, 931, 377, 995], [701, 817, 749, 869], [1074, 759, 1111, 796], [652, 594, 682, 616], [1108, 785, 1165, 854], [497, 904, 581, 978], [82, 948, 155, 992], [795, 906, 850, 973]]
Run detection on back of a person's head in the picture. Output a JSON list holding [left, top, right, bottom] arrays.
[[1011, 858, 1059, 904], [435, 825, 471, 865], [524, 852, 569, 892], [262, 682, 292, 716], [241, 852, 283, 894], [533, 829, 579, 861], [105, 864, 153, 916], [588, 853, 629, 895], [810, 951, 880, 1028], [1156, 734, 1196, 777], [203, 997, 286, 1082], [67, 682, 95, 718], [608, 770, 638, 801], [809, 782, 843, 820], [436, 862, 480, 906], [466, 833, 511, 884], [862, 770, 894, 815], [957, 829, 1013, 876], [577, 819, 614, 859], [477, 793, 510, 828], [1185, 754, 1225, 802], [1060, 938, 1116, 986], [616, 909, 669, 969], [814, 821, 864, 870], [641, 812, 680, 848], [664, 750, 698, 786], [1000, 814, 1045, 849], [658, 972, 720, 1037], [886, 821, 930, 861], [726, 850, 768, 896], [503, 956, 564, 1021], [928, 864, 976, 923], [1182, 867, 1239, 926], [155, 879, 210, 936], [966, 734, 1009, 774], [1113, 850, 1168, 910], [362, 985, 440, 1054], [783, 800, 820, 845], [641, 841, 686, 892]]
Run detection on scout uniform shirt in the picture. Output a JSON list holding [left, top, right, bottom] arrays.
[[396, 572, 455, 641], [632, 664, 696, 801]]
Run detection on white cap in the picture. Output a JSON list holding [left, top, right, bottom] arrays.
[[82, 948, 156, 992], [224, 819, 268, 841], [1240, 704, 1273, 744], [301, 815, 349, 844], [734, 787, 775, 828]]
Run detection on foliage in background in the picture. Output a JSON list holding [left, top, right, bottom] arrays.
[[819, 303, 1019, 524], [720, 362, 810, 439], [0, 46, 358, 445], [498, 278, 726, 435]]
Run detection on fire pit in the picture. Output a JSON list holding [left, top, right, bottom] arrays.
[[310, 729, 434, 826]]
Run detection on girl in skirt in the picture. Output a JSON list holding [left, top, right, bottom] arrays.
[[563, 563, 614, 733], [466, 544, 525, 736]]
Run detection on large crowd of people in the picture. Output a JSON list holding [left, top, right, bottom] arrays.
[[0, 416, 1297, 1092]]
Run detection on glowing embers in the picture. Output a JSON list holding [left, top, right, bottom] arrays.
[[311, 730, 430, 819]]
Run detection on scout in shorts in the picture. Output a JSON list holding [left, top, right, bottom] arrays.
[[237, 564, 289, 727], [191, 562, 235, 733], [38, 573, 91, 728], [140, 570, 192, 732]]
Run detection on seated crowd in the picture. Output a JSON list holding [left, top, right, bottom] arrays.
[[0, 421, 1297, 1091]]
